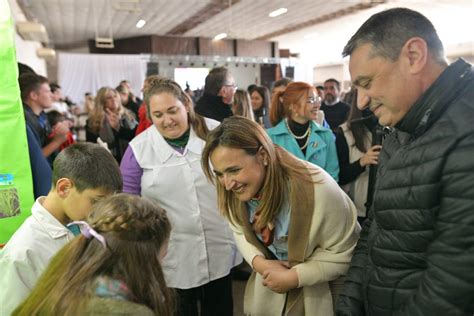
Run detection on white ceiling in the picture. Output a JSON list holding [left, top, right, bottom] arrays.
[[14, 0, 378, 47], [184, 0, 368, 39], [274, 0, 474, 64]]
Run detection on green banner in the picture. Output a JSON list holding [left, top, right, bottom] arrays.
[[0, 1, 35, 244]]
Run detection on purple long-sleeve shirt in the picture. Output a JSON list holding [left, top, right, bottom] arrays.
[[120, 144, 186, 195], [120, 146, 143, 195]]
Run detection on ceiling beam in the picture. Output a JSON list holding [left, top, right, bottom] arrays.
[[16, 0, 36, 21], [166, 0, 241, 36], [256, 0, 386, 40]]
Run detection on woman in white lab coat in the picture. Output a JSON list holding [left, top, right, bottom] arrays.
[[120, 77, 240, 316]]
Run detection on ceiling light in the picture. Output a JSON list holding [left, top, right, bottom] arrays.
[[269, 8, 288, 18], [136, 19, 146, 28], [214, 33, 227, 40]]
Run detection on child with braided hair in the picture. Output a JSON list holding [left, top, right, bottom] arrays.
[[0, 143, 122, 315], [13, 193, 174, 316]]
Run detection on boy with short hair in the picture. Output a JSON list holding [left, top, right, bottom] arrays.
[[0, 143, 122, 315], [19, 73, 70, 161]]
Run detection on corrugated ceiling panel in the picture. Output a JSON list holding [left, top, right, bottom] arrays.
[[18, 0, 213, 45]]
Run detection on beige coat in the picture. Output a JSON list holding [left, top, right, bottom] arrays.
[[230, 159, 360, 315]]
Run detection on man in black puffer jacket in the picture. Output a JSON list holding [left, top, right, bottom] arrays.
[[336, 8, 474, 316], [194, 67, 236, 122]]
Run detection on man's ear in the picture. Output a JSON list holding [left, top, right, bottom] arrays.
[[28, 89, 39, 102], [401, 37, 428, 75], [217, 86, 225, 97], [55, 178, 73, 198]]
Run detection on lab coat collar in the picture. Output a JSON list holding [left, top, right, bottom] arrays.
[[31, 197, 72, 240], [149, 125, 203, 163]]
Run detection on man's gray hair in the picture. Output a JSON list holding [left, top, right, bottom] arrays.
[[204, 67, 230, 95], [342, 8, 446, 65]]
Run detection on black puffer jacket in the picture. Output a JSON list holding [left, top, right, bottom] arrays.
[[337, 59, 474, 315], [194, 93, 233, 122]]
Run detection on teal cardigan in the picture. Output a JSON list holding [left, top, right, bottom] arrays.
[[267, 120, 339, 181]]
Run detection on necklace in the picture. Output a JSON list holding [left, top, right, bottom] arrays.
[[285, 119, 310, 140], [300, 134, 311, 150]]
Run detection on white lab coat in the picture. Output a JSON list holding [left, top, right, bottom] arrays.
[[128, 118, 241, 289], [0, 197, 74, 315]]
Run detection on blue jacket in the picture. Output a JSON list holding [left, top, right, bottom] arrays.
[[267, 120, 339, 181], [26, 124, 52, 198]]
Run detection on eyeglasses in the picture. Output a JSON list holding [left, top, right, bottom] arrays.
[[224, 83, 238, 91], [307, 96, 322, 105]]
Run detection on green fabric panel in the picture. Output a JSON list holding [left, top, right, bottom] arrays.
[[0, 2, 35, 244]]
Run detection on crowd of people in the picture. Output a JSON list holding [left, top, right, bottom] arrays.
[[1, 7, 473, 316]]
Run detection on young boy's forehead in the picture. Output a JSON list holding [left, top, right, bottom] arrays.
[[85, 187, 114, 198]]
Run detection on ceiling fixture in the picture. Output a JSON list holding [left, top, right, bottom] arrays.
[[94, 0, 114, 48], [16, 21, 49, 43], [269, 8, 288, 18], [36, 47, 56, 61], [113, 0, 141, 12], [136, 19, 146, 28], [214, 33, 227, 40]]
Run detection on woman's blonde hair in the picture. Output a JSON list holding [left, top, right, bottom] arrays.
[[14, 194, 174, 316], [201, 116, 311, 230], [232, 89, 255, 120], [144, 77, 209, 140], [88, 87, 135, 134], [269, 82, 315, 126]]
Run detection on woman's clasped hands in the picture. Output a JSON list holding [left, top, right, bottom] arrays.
[[252, 255, 299, 294]]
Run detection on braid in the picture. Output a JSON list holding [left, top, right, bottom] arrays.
[[86, 194, 174, 315], [89, 195, 171, 243], [93, 211, 133, 233], [14, 193, 174, 316]]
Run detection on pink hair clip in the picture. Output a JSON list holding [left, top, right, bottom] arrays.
[[67, 221, 107, 248]]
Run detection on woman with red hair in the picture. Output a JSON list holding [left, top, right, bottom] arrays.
[[267, 81, 339, 181]]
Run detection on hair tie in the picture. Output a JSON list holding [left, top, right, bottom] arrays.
[[67, 221, 107, 249]]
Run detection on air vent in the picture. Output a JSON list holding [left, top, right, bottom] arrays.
[[95, 37, 115, 49], [113, 0, 141, 12]]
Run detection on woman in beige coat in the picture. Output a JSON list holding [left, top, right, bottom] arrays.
[[202, 116, 360, 315]]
